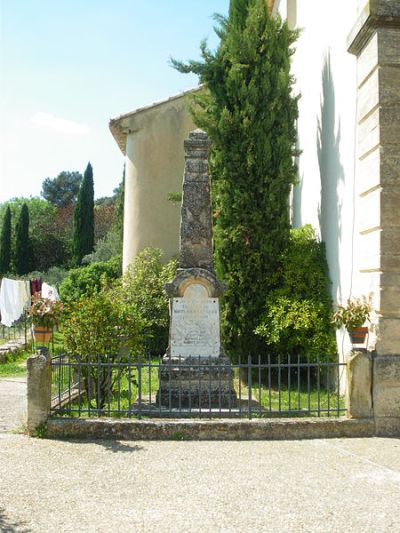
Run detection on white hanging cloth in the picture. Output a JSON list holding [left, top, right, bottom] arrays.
[[0, 278, 31, 327], [41, 282, 60, 301]]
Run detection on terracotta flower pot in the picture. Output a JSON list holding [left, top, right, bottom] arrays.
[[34, 326, 53, 343], [350, 326, 368, 345]]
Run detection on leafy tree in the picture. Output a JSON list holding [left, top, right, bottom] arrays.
[[41, 171, 82, 207], [15, 203, 34, 275], [173, 0, 299, 360], [0, 206, 12, 274], [73, 162, 94, 265]]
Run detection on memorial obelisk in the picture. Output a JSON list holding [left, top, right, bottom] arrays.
[[157, 129, 236, 408]]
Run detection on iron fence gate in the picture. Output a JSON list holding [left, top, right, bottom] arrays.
[[51, 353, 347, 419]]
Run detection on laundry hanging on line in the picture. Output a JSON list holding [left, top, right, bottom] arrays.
[[0, 277, 60, 327], [41, 282, 60, 301], [0, 278, 31, 327]]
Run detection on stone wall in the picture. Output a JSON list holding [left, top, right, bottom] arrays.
[[348, 0, 400, 434]]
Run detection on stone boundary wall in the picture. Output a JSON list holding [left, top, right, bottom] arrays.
[[46, 417, 375, 441]]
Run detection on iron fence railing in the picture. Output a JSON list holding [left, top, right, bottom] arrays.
[[0, 313, 32, 347], [50, 353, 347, 419]]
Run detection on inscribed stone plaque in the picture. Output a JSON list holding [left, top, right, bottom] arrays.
[[170, 283, 220, 358]]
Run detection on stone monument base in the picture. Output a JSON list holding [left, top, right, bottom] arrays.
[[157, 356, 237, 409]]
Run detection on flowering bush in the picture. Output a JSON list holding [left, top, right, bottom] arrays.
[[27, 294, 64, 329]]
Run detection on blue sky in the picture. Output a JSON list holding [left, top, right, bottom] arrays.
[[0, 0, 229, 202]]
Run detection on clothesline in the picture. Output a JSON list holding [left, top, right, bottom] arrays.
[[0, 277, 60, 328]]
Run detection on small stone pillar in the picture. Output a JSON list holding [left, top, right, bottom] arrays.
[[346, 350, 373, 419], [27, 349, 52, 434]]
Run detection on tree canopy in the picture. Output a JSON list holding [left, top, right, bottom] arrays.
[[41, 171, 82, 207]]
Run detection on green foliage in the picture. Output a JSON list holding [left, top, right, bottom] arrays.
[[0, 206, 12, 274], [31, 233, 68, 271], [0, 197, 57, 237], [0, 197, 70, 271], [173, 0, 299, 360], [33, 423, 48, 439], [113, 168, 125, 247], [41, 171, 83, 207], [82, 228, 122, 264], [20, 266, 69, 288], [255, 226, 337, 360], [167, 192, 182, 203], [58, 256, 122, 304], [61, 288, 144, 410], [15, 203, 34, 275], [62, 288, 143, 358], [0, 352, 27, 378], [116, 248, 177, 355], [332, 297, 372, 331], [73, 162, 94, 265]]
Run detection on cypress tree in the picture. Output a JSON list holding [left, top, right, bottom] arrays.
[[0, 206, 12, 274], [73, 162, 95, 265], [172, 0, 299, 359], [15, 203, 34, 275]]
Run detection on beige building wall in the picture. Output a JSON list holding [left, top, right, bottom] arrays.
[[110, 92, 196, 271]]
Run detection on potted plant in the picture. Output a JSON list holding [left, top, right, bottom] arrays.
[[332, 297, 372, 344], [27, 294, 64, 343]]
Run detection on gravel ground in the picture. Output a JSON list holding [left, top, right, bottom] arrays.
[[1, 378, 400, 533]]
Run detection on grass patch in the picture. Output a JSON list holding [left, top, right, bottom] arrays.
[[0, 353, 28, 378]]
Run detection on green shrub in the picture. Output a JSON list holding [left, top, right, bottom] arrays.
[[255, 225, 337, 361], [82, 227, 122, 264], [58, 256, 121, 303], [116, 248, 177, 356], [61, 287, 144, 411]]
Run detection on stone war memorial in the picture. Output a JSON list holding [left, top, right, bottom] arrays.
[[157, 129, 237, 409]]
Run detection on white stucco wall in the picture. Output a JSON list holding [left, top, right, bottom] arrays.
[[277, 0, 366, 355]]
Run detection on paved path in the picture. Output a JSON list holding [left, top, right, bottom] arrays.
[[0, 376, 26, 432], [0, 378, 399, 532]]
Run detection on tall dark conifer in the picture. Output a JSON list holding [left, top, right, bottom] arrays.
[[73, 162, 95, 265], [0, 206, 12, 274], [15, 203, 33, 275], [172, 0, 299, 359]]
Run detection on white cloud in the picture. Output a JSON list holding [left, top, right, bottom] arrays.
[[30, 112, 90, 135]]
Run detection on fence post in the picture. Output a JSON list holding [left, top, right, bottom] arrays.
[[346, 350, 373, 419], [27, 348, 52, 435]]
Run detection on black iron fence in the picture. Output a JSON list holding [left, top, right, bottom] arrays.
[[51, 353, 347, 419]]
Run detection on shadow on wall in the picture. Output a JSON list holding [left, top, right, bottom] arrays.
[[317, 53, 344, 302]]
